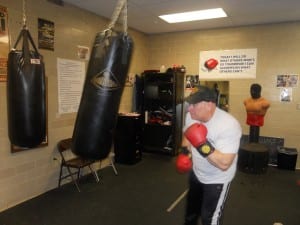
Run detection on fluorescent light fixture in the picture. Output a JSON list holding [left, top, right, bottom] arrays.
[[159, 8, 227, 23]]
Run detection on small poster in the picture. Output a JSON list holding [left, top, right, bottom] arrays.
[[38, 18, 55, 50], [77, 45, 89, 60], [0, 5, 9, 82], [279, 88, 292, 102], [185, 75, 199, 89], [276, 74, 298, 87]]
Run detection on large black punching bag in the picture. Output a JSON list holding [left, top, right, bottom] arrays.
[[7, 27, 46, 148], [72, 29, 133, 159]]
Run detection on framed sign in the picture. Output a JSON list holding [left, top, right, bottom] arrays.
[[38, 18, 55, 50], [0, 5, 9, 82]]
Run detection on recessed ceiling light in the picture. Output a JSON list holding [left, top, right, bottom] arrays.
[[159, 8, 227, 23]]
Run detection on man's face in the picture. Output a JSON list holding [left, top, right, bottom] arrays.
[[188, 101, 210, 122]]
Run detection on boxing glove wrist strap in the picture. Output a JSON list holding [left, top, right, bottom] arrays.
[[180, 146, 190, 155], [198, 141, 215, 157]]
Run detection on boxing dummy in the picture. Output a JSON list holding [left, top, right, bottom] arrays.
[[176, 147, 192, 174], [184, 123, 215, 157], [244, 84, 270, 127]]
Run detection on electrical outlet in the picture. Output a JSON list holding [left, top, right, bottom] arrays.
[[297, 103, 300, 110]]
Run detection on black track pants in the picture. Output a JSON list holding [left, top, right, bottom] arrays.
[[183, 171, 231, 225]]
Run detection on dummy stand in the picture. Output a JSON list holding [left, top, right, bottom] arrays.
[[238, 126, 269, 174], [249, 126, 259, 143]]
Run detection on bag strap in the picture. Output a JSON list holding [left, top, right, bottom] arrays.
[[13, 26, 40, 54], [25, 28, 39, 53], [106, 0, 128, 35], [13, 27, 25, 49]]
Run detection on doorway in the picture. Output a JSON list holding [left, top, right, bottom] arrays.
[[202, 81, 229, 112]]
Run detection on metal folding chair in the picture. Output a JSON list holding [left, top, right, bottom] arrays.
[[99, 151, 118, 175], [57, 138, 100, 192]]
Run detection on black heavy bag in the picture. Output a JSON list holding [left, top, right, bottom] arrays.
[[72, 30, 133, 159], [7, 28, 46, 148]]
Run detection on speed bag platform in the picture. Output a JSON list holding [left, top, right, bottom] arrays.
[[72, 30, 133, 160], [7, 28, 46, 148]]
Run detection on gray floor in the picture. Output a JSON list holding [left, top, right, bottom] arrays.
[[0, 153, 299, 225]]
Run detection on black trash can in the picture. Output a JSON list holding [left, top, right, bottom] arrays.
[[277, 147, 298, 170]]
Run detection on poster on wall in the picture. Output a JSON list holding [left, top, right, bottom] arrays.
[[276, 74, 298, 87], [185, 75, 199, 89], [279, 87, 292, 102], [0, 5, 9, 82], [57, 58, 85, 114], [77, 45, 90, 60], [185, 75, 200, 97], [38, 18, 55, 50], [199, 48, 257, 79]]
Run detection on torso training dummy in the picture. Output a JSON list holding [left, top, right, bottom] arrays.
[[244, 83, 270, 127]]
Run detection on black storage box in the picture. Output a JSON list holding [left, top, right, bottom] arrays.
[[114, 113, 142, 165], [277, 147, 298, 170]]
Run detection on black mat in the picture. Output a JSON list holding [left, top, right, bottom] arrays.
[[0, 153, 299, 225]]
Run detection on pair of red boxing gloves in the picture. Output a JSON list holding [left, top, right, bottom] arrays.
[[176, 123, 215, 173]]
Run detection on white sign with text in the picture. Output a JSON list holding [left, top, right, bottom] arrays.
[[57, 58, 85, 114], [199, 48, 257, 79]]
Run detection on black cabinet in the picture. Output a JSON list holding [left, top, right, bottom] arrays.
[[114, 114, 142, 164], [141, 71, 184, 155]]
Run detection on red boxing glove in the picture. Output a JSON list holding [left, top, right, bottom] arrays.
[[184, 123, 207, 147], [184, 123, 215, 157], [176, 147, 192, 174], [176, 154, 192, 173]]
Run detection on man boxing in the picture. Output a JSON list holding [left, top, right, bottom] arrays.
[[178, 85, 241, 225]]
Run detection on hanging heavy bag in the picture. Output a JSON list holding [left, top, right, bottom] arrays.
[[7, 27, 46, 148], [72, 29, 133, 159], [72, 0, 133, 159]]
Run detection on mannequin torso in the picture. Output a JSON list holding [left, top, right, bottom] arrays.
[[244, 84, 270, 126]]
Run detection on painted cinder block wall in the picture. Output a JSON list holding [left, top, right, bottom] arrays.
[[0, 0, 299, 212], [0, 0, 148, 211], [146, 23, 300, 168]]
